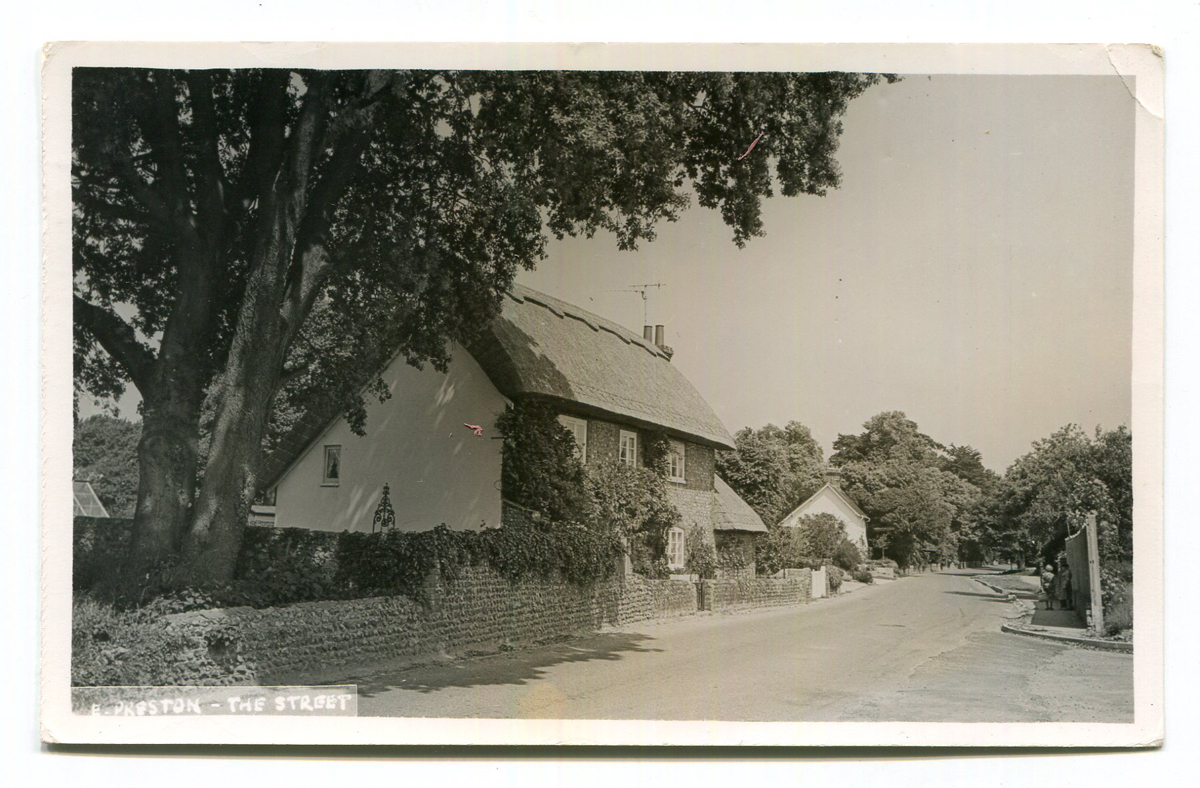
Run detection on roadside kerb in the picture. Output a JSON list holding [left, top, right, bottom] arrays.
[[973, 575, 1133, 653], [999, 622, 1133, 653]]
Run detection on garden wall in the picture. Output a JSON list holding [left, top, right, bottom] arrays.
[[133, 567, 701, 686], [73, 518, 808, 687], [701, 570, 812, 612]]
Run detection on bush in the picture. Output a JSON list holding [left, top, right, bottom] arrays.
[[685, 538, 718, 580], [851, 568, 874, 584], [72, 597, 194, 686], [827, 565, 845, 593], [757, 527, 823, 575], [496, 401, 591, 523], [832, 539, 862, 571], [228, 526, 341, 607], [1100, 560, 1133, 635], [715, 537, 753, 575]]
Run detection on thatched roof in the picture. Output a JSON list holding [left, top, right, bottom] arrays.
[[259, 283, 735, 492], [469, 284, 735, 450], [712, 475, 768, 533]]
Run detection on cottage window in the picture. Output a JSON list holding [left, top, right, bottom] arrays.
[[667, 527, 686, 570], [558, 414, 588, 463], [668, 439, 687, 483], [619, 430, 638, 467], [322, 445, 341, 486]]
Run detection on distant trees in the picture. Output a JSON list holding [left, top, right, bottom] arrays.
[[995, 424, 1132, 566], [829, 413, 1132, 571], [722, 410, 1132, 576], [715, 421, 825, 526], [831, 412, 978, 568], [73, 415, 141, 517]]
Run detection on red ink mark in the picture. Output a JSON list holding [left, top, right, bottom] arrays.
[[737, 130, 766, 161], [464, 424, 483, 436]]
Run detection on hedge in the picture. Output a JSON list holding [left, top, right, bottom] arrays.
[[75, 513, 624, 612]]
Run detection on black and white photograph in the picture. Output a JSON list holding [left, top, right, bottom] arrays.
[[40, 41, 1164, 747]]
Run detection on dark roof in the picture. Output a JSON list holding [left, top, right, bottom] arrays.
[[260, 283, 735, 491], [712, 476, 768, 533], [468, 284, 735, 450]]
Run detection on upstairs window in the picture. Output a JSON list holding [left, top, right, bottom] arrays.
[[667, 526, 686, 570], [322, 445, 341, 486], [618, 430, 638, 467], [558, 415, 588, 464], [668, 439, 687, 483]]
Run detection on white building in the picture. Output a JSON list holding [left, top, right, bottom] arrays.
[[777, 470, 870, 552]]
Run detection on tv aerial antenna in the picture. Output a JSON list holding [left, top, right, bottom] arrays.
[[608, 282, 666, 325]]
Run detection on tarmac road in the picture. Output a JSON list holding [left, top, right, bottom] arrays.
[[353, 570, 1133, 722]]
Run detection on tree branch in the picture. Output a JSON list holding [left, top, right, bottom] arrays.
[[183, 70, 227, 235], [143, 70, 192, 214], [287, 72, 396, 301], [73, 296, 158, 395], [243, 70, 291, 202], [110, 157, 195, 244], [284, 71, 332, 198]]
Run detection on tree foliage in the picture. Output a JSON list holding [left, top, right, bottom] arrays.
[[831, 412, 980, 568], [72, 67, 891, 583], [73, 415, 142, 517], [495, 400, 681, 573], [715, 420, 825, 526], [496, 401, 592, 523], [996, 424, 1132, 565]]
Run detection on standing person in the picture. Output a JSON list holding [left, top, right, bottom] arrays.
[[1040, 564, 1057, 610], [1057, 561, 1073, 611]]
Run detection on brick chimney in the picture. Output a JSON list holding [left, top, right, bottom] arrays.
[[825, 467, 843, 486]]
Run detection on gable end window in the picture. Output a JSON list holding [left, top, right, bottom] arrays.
[[668, 439, 687, 483], [618, 430, 639, 467], [558, 415, 588, 464], [322, 445, 342, 486]]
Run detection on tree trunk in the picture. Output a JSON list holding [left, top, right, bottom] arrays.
[[125, 258, 214, 579], [181, 346, 283, 585], [180, 210, 297, 585], [128, 392, 202, 570]]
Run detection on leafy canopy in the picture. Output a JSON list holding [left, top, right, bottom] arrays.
[[73, 415, 141, 517], [73, 69, 892, 424], [716, 420, 826, 526]]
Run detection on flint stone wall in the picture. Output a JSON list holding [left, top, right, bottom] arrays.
[[160, 566, 703, 685], [701, 570, 812, 612]]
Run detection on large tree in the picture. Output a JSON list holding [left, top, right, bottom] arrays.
[[73, 68, 891, 585], [716, 421, 825, 526], [831, 412, 983, 567], [997, 424, 1132, 564]]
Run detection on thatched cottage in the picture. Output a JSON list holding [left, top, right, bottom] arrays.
[[257, 284, 766, 571]]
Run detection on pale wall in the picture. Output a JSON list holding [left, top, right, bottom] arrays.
[[779, 486, 869, 551], [274, 343, 507, 533]]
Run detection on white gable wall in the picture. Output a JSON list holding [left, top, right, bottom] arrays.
[[778, 486, 869, 551], [273, 342, 507, 533]]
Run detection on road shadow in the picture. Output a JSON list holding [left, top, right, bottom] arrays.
[[1030, 608, 1085, 629], [942, 590, 1011, 602], [352, 631, 663, 697]]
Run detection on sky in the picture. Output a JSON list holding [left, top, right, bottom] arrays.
[[83, 74, 1136, 473], [516, 75, 1135, 471]]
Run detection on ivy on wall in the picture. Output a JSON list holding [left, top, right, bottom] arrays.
[[496, 400, 682, 575]]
